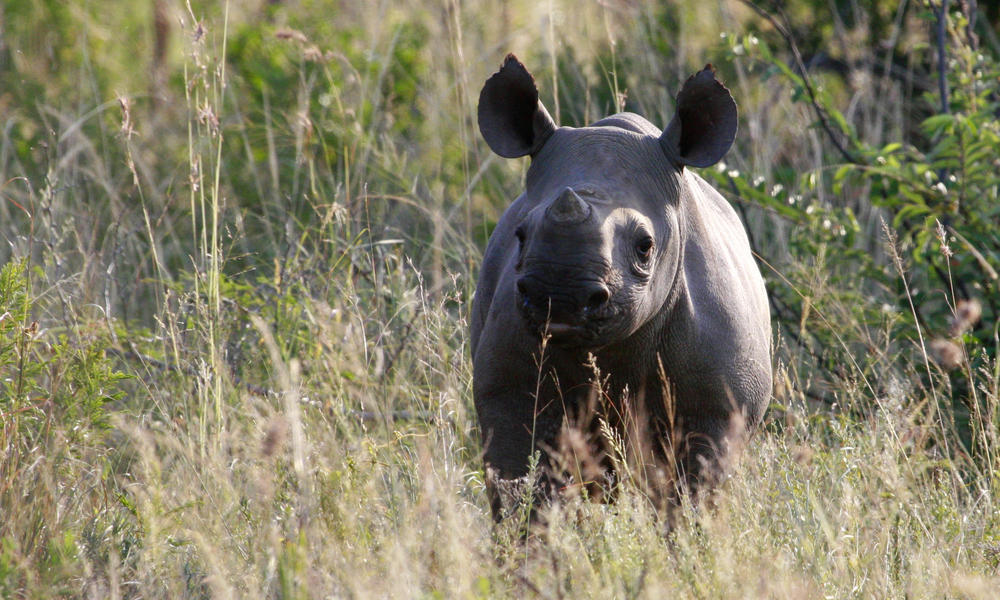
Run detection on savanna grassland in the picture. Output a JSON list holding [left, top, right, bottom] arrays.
[[2, 0, 1000, 597]]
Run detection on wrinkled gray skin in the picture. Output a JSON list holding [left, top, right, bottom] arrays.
[[472, 55, 771, 520]]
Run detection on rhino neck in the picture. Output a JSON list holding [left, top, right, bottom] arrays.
[[650, 172, 693, 336]]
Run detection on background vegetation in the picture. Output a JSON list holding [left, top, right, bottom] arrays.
[[1, 0, 999, 597]]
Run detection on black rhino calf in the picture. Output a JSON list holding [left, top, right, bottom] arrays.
[[471, 55, 771, 519]]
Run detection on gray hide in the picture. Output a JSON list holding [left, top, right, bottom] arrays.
[[472, 55, 771, 520]]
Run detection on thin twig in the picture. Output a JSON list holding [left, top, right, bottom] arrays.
[[738, 0, 859, 165], [965, 0, 979, 50], [106, 346, 276, 397], [936, 0, 951, 115], [352, 410, 447, 423], [106, 346, 442, 423]]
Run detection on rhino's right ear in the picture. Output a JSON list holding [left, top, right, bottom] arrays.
[[660, 65, 738, 168], [478, 54, 557, 158]]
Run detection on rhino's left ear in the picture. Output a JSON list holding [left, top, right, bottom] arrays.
[[660, 65, 737, 168], [478, 54, 558, 158]]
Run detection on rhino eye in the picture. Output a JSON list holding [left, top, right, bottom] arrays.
[[515, 226, 526, 247], [635, 236, 654, 262]]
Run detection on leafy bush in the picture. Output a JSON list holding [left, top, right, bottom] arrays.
[[712, 6, 998, 442], [1, 1, 999, 596], [1, 259, 126, 443], [0, 259, 132, 594]]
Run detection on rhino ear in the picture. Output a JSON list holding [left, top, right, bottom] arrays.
[[660, 65, 737, 168], [478, 54, 558, 158]]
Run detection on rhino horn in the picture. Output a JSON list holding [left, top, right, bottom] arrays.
[[660, 64, 738, 168], [545, 187, 592, 224]]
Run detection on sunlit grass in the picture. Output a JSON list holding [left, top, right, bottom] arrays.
[[1, 0, 999, 597]]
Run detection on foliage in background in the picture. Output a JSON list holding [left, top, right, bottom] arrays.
[[0, 259, 132, 595], [706, 3, 999, 456], [1, 0, 999, 597]]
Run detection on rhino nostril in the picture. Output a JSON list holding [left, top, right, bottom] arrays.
[[516, 278, 534, 309], [585, 285, 610, 312]]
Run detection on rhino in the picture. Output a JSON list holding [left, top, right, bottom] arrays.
[[471, 55, 771, 520]]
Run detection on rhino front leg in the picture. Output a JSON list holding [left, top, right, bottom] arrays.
[[475, 374, 565, 520], [473, 328, 567, 520], [476, 396, 544, 522], [672, 410, 747, 504]]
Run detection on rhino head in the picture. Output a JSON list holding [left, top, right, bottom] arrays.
[[478, 54, 737, 349]]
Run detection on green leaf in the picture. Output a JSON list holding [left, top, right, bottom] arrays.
[[921, 114, 956, 135], [880, 142, 902, 155]]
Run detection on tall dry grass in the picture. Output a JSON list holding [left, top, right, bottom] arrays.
[[1, 0, 998, 597]]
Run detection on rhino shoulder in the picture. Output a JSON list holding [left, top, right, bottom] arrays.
[[676, 170, 770, 375], [684, 170, 749, 238]]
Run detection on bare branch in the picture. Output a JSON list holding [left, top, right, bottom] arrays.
[[738, 0, 860, 165]]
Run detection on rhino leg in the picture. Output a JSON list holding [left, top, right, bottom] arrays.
[[672, 410, 747, 504], [473, 325, 567, 520], [477, 385, 564, 522]]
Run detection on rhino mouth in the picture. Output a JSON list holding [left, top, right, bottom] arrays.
[[518, 303, 611, 347], [540, 321, 594, 343], [542, 322, 584, 336], [515, 271, 618, 347]]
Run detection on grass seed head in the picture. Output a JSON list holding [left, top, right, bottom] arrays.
[[949, 299, 982, 337], [929, 339, 964, 370], [261, 416, 287, 458]]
